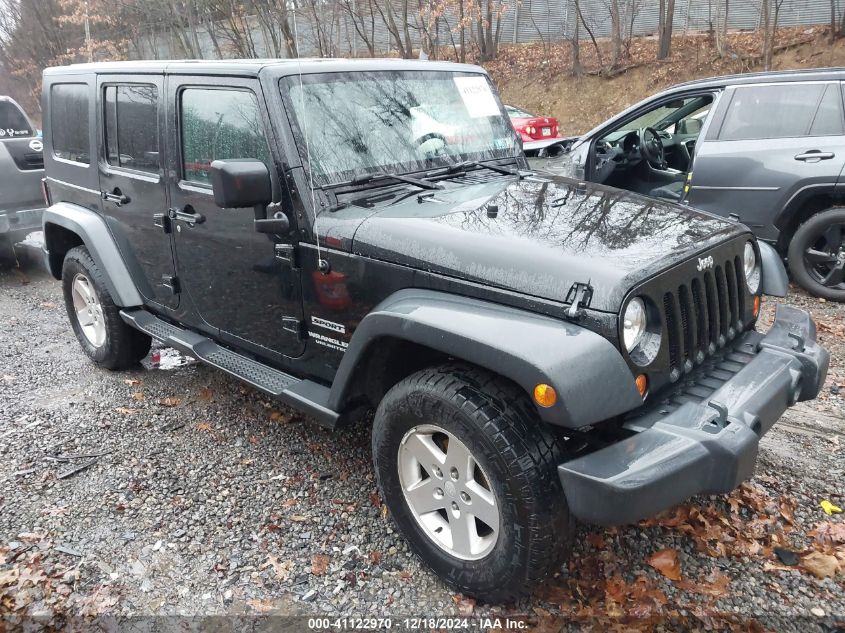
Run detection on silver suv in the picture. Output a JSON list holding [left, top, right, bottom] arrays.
[[0, 96, 45, 256], [543, 69, 845, 302]]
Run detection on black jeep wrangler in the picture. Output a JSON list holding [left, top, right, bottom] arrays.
[[41, 60, 828, 601]]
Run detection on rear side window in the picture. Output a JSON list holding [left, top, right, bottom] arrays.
[[180, 88, 270, 184], [809, 84, 844, 136], [103, 84, 160, 173], [718, 83, 839, 140], [0, 100, 34, 139], [51, 83, 90, 164]]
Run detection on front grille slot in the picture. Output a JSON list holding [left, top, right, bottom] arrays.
[[660, 253, 748, 379]]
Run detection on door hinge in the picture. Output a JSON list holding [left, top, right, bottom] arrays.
[[153, 212, 172, 233], [282, 317, 304, 339], [565, 281, 593, 319], [161, 275, 180, 294], [275, 244, 299, 270]]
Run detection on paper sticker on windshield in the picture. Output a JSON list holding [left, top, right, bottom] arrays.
[[453, 76, 500, 118]]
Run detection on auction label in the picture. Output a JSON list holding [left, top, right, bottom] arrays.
[[453, 76, 500, 118], [307, 616, 529, 630]]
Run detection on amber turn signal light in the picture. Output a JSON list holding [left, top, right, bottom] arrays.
[[635, 374, 648, 398], [753, 295, 761, 318], [533, 383, 557, 408]]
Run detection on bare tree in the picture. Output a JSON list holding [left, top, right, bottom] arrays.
[[657, 0, 676, 59], [760, 0, 784, 70], [714, 0, 730, 57]]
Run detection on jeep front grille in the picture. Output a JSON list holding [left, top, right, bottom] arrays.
[[662, 256, 747, 376]]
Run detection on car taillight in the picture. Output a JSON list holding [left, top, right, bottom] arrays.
[[41, 178, 52, 206]]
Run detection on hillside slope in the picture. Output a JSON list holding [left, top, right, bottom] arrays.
[[489, 26, 845, 136]]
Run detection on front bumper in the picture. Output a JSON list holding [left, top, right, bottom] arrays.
[[559, 304, 829, 525]]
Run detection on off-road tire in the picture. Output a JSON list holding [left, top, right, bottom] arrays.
[[788, 207, 845, 302], [62, 245, 152, 369], [371, 363, 574, 602]]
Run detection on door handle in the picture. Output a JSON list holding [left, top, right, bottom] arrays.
[[102, 188, 130, 206], [794, 150, 835, 162], [168, 206, 205, 226]]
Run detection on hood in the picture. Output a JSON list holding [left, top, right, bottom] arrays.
[[330, 175, 745, 312]]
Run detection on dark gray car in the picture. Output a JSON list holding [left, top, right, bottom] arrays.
[[542, 68, 845, 302], [0, 96, 45, 256]]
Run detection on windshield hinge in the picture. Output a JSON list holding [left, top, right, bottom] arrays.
[[565, 282, 593, 319], [275, 244, 299, 270]]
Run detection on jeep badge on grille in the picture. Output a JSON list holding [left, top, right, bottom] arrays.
[[697, 255, 714, 271]]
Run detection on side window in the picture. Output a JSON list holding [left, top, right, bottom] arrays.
[[51, 83, 90, 164], [718, 83, 827, 141], [103, 84, 160, 173], [809, 84, 844, 136], [180, 88, 270, 184], [0, 100, 34, 138]]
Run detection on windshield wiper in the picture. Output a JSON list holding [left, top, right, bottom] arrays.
[[349, 171, 443, 190], [429, 159, 522, 178]]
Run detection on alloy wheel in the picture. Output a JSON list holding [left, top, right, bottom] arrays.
[[71, 273, 106, 347], [804, 223, 845, 289], [397, 424, 499, 561]]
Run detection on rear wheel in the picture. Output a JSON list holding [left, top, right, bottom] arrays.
[[62, 246, 151, 369], [788, 208, 845, 301], [372, 363, 574, 602]]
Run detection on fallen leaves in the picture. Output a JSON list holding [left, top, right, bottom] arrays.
[[311, 553, 329, 576], [810, 521, 845, 545], [114, 407, 138, 415], [123, 378, 142, 386], [646, 548, 682, 581], [262, 555, 293, 581], [197, 388, 214, 401], [451, 593, 475, 616], [158, 397, 182, 407], [800, 551, 840, 579]]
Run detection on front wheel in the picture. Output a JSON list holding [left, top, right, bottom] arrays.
[[788, 208, 845, 301], [372, 364, 574, 602], [62, 246, 152, 369]]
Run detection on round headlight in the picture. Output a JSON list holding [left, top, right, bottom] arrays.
[[623, 297, 647, 352], [743, 241, 761, 294]]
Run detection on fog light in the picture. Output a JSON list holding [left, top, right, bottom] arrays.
[[753, 295, 761, 317], [533, 383, 557, 408], [635, 374, 648, 398]]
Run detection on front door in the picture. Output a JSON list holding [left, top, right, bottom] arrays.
[[97, 74, 178, 308], [166, 75, 305, 359], [688, 81, 845, 242]]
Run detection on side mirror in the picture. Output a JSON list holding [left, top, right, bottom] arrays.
[[209, 159, 272, 209]]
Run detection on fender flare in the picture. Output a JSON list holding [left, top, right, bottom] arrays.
[[42, 202, 143, 307], [327, 289, 642, 429], [758, 241, 788, 297]]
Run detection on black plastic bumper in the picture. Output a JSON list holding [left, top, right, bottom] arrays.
[[559, 304, 829, 526]]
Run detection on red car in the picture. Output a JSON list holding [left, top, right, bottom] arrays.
[[506, 105, 568, 156]]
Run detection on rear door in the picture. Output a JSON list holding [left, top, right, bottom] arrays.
[[687, 81, 845, 242], [165, 74, 305, 359], [96, 75, 178, 308]]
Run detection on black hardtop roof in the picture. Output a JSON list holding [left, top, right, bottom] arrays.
[[43, 58, 487, 78]]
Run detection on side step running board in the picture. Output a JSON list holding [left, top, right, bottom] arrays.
[[120, 308, 339, 428]]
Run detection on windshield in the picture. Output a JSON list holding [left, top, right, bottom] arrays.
[[281, 71, 519, 186], [0, 100, 35, 139]]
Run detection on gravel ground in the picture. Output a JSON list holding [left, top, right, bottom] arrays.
[[1, 248, 844, 631]]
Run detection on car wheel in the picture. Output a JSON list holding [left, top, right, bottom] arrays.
[[372, 363, 574, 602], [788, 208, 845, 301], [62, 245, 152, 369]]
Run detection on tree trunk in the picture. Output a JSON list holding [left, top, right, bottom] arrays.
[[572, 0, 582, 75], [609, 0, 621, 69], [657, 0, 676, 60]]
